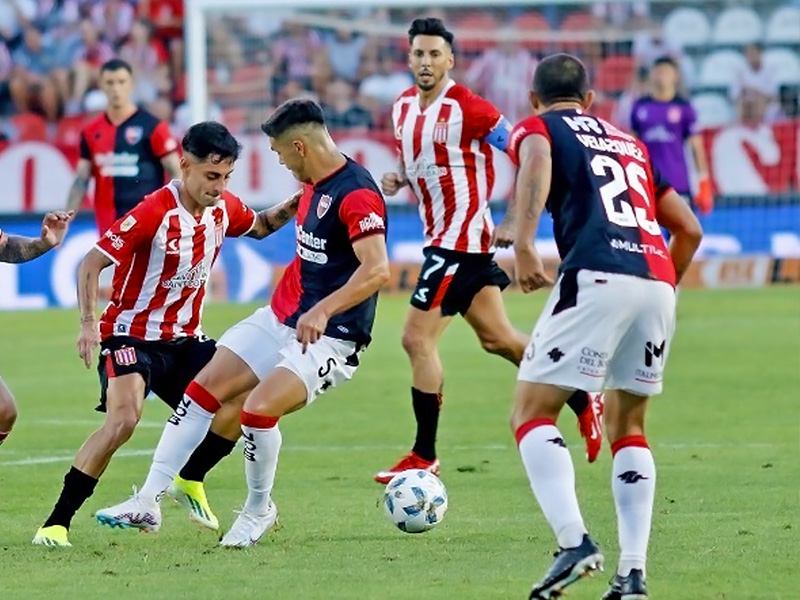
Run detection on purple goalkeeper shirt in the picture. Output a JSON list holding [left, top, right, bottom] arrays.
[[630, 95, 697, 195]]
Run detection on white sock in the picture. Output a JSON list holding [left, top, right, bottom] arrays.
[[612, 438, 656, 577], [139, 394, 216, 504], [241, 424, 282, 515], [516, 419, 587, 548]]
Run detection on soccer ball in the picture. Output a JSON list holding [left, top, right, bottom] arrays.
[[382, 469, 448, 533]]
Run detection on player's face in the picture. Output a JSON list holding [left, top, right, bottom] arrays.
[[100, 68, 134, 109], [409, 35, 454, 92], [182, 155, 235, 207], [650, 64, 678, 94], [270, 136, 309, 183]]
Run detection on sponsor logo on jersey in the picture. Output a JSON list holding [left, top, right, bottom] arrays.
[[105, 230, 124, 250], [359, 212, 385, 233], [610, 238, 668, 258], [297, 245, 328, 265], [406, 158, 449, 179], [120, 215, 137, 232], [641, 125, 676, 143], [432, 121, 449, 144], [162, 262, 209, 289], [166, 238, 181, 255], [124, 126, 143, 145], [95, 152, 140, 178], [114, 347, 137, 366], [317, 194, 333, 218], [296, 224, 328, 250]]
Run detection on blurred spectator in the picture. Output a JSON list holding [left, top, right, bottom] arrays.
[[272, 22, 322, 89], [69, 19, 114, 114], [90, 0, 134, 47], [322, 79, 372, 132], [0, 39, 11, 115], [0, 0, 35, 48], [322, 28, 367, 82], [359, 52, 413, 105], [632, 27, 682, 71], [146, 93, 173, 125], [9, 24, 60, 120], [730, 43, 782, 124], [119, 18, 170, 105], [465, 36, 537, 124], [138, 0, 184, 84], [591, 2, 650, 28]]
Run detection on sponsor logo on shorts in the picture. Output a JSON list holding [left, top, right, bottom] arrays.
[[578, 346, 607, 377], [644, 340, 665, 367], [524, 342, 535, 362], [114, 347, 137, 366], [547, 347, 564, 363], [634, 368, 661, 383]]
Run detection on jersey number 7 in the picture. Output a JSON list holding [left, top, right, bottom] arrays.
[[592, 155, 661, 236]]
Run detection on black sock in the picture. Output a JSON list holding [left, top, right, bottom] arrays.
[[566, 390, 590, 416], [410, 387, 441, 462], [43, 466, 98, 529], [178, 431, 236, 482]]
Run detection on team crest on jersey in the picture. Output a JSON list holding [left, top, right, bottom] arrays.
[[317, 194, 333, 218], [433, 121, 449, 144], [124, 126, 143, 145], [667, 107, 682, 123], [114, 347, 137, 366]]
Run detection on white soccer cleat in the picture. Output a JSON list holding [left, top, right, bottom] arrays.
[[219, 502, 278, 548], [95, 489, 162, 532]]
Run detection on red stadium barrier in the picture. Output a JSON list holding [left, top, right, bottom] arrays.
[[0, 119, 796, 213]]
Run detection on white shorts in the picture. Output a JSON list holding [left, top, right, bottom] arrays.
[[217, 306, 362, 403], [518, 269, 676, 397]]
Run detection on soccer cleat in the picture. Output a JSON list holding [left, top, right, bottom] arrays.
[[32, 525, 72, 547], [601, 568, 648, 600], [529, 534, 604, 600], [219, 502, 278, 548], [374, 451, 440, 484], [578, 393, 604, 463], [94, 489, 161, 532], [167, 476, 219, 531]]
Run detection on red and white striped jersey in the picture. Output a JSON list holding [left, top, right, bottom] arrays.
[[392, 80, 503, 254], [95, 181, 256, 341]]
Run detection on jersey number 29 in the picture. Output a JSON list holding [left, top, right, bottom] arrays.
[[591, 155, 661, 235]]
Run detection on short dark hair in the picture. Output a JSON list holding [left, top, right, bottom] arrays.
[[408, 18, 455, 48], [533, 53, 589, 104], [260, 98, 326, 138], [182, 121, 242, 162], [652, 55, 679, 69], [100, 58, 133, 75]]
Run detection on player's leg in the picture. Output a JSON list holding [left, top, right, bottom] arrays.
[[34, 370, 147, 546], [222, 333, 361, 547], [0, 377, 17, 447]]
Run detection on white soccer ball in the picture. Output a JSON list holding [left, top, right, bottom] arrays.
[[383, 469, 448, 533]]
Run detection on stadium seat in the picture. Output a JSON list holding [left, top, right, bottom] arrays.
[[53, 114, 87, 148], [511, 11, 549, 51], [221, 106, 246, 134], [763, 47, 800, 86], [765, 6, 800, 44], [662, 8, 711, 48], [456, 13, 499, 53], [712, 7, 763, 46], [561, 11, 595, 31], [10, 113, 49, 142], [691, 93, 735, 128], [698, 50, 747, 89], [591, 99, 617, 123], [594, 55, 635, 93]]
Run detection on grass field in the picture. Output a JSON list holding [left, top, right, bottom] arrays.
[[0, 287, 797, 600]]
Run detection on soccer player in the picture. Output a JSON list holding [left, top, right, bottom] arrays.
[[375, 18, 602, 484], [32, 121, 299, 547], [630, 56, 713, 215], [66, 58, 181, 234], [507, 54, 702, 599], [93, 99, 390, 548], [0, 211, 73, 448]]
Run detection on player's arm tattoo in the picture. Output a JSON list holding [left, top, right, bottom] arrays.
[[0, 233, 50, 264], [248, 191, 302, 239], [66, 160, 92, 213]]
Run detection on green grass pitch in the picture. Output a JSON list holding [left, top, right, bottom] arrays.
[[0, 287, 797, 600]]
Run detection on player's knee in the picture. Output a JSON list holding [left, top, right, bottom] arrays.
[[478, 333, 510, 356], [401, 328, 433, 358], [0, 381, 17, 431], [103, 408, 141, 446]]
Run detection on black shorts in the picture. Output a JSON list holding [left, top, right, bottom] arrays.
[[96, 336, 217, 413], [409, 247, 511, 317]]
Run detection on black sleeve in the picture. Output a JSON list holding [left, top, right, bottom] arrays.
[[79, 132, 91, 160]]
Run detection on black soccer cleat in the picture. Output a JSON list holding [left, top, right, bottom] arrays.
[[601, 568, 648, 600], [529, 534, 604, 599]]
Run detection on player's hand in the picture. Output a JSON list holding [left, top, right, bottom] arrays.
[[693, 178, 713, 215], [492, 216, 515, 248], [41, 210, 75, 248], [77, 320, 100, 369], [295, 305, 330, 354], [514, 244, 553, 293], [380, 172, 407, 197]]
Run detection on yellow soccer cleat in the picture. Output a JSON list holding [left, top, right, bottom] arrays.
[[167, 476, 219, 531], [32, 525, 72, 547]]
